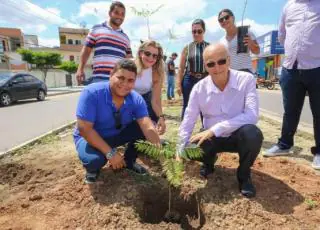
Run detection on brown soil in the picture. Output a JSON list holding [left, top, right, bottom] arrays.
[[1, 122, 320, 229]]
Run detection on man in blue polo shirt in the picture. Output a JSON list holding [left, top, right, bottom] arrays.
[[74, 59, 161, 183]]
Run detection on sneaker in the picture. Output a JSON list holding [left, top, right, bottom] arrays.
[[263, 144, 293, 157], [84, 171, 100, 184], [200, 164, 214, 178], [239, 177, 256, 198], [127, 162, 148, 175], [311, 154, 320, 170]]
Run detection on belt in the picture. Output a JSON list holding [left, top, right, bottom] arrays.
[[188, 72, 207, 79]]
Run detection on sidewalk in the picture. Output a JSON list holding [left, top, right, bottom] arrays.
[[47, 86, 84, 96]]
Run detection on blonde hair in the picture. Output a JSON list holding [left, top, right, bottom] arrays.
[[135, 40, 165, 84]]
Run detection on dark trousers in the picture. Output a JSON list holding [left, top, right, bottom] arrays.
[[141, 91, 159, 123], [76, 122, 145, 173], [181, 74, 204, 122], [278, 66, 320, 155], [199, 125, 263, 182]]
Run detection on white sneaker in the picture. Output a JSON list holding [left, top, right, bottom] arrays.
[[263, 144, 293, 157], [311, 154, 320, 170]]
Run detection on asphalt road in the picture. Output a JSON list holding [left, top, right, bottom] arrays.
[[258, 90, 313, 127], [0, 93, 80, 154], [0, 90, 313, 154]]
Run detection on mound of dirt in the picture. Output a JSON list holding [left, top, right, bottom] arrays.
[[0, 130, 320, 229]]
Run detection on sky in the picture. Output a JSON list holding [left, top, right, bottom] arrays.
[[0, 0, 288, 56]]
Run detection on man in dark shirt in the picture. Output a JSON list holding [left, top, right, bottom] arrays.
[[166, 52, 178, 100]]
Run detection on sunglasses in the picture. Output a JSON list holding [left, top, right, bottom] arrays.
[[218, 15, 230, 23], [192, 29, 203, 35], [113, 111, 122, 130], [206, 59, 227, 68], [143, 51, 159, 59]]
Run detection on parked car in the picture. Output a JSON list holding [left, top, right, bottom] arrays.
[[0, 72, 47, 106]]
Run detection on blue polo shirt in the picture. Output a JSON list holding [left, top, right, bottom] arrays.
[[73, 82, 148, 146]]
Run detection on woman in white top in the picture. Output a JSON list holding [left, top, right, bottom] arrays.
[[218, 9, 260, 72], [134, 40, 166, 135]]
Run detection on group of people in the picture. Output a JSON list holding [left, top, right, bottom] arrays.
[[74, 0, 320, 198]]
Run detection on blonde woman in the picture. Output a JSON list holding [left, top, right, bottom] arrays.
[[134, 40, 166, 135]]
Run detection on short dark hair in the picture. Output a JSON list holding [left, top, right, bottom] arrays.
[[192, 19, 206, 32], [172, 52, 178, 57], [218, 9, 234, 19], [109, 1, 125, 13], [111, 59, 137, 76]]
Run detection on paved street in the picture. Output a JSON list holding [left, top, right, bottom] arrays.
[[258, 90, 313, 127], [0, 93, 80, 153]]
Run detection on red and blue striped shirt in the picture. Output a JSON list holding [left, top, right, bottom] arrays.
[[85, 22, 132, 79]]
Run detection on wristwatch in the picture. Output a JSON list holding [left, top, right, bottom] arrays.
[[159, 114, 165, 120], [106, 148, 116, 160]]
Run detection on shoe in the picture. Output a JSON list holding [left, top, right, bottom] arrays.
[[263, 144, 293, 157], [84, 171, 100, 184], [200, 164, 214, 178], [311, 154, 320, 170], [127, 162, 148, 175], [239, 177, 256, 198]]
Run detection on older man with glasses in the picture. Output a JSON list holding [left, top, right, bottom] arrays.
[[176, 43, 263, 198], [73, 59, 161, 184]]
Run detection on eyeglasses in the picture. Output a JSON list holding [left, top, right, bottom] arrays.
[[143, 51, 159, 60], [113, 111, 122, 130], [192, 29, 203, 35], [206, 59, 227, 68], [218, 15, 230, 23]]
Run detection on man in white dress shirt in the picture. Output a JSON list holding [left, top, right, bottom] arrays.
[[177, 43, 263, 198]]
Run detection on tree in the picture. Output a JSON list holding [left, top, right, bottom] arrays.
[[59, 61, 79, 87], [131, 4, 164, 39], [17, 49, 62, 84], [59, 61, 78, 74], [135, 140, 203, 222]]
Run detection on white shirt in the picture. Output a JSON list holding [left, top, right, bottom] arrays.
[[279, 0, 320, 69], [134, 67, 153, 95], [220, 30, 256, 71], [178, 69, 259, 151]]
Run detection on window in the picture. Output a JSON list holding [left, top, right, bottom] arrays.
[[13, 75, 25, 83], [68, 39, 73, 45], [24, 75, 37, 82], [60, 35, 66, 44], [10, 38, 21, 51], [75, 40, 81, 45], [69, 55, 75, 61]]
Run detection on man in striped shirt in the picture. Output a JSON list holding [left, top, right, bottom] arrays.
[[76, 1, 132, 85]]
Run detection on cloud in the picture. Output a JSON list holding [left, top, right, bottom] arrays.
[[0, 0, 79, 34], [38, 37, 60, 48]]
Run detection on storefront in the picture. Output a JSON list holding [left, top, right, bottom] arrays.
[[252, 30, 284, 79]]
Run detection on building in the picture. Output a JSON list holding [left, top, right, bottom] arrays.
[[252, 30, 284, 79], [24, 34, 39, 48], [0, 27, 28, 71], [58, 27, 90, 63]]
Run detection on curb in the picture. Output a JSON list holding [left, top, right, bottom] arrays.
[[259, 108, 313, 135], [0, 120, 76, 159], [47, 90, 81, 97]]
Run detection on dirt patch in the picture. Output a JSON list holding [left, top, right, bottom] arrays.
[[0, 116, 320, 229]]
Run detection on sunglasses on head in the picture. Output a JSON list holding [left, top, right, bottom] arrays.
[[218, 15, 230, 23], [192, 29, 203, 35], [206, 59, 227, 68], [143, 50, 159, 59], [113, 111, 122, 130]]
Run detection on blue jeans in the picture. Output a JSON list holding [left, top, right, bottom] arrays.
[[76, 121, 145, 173], [181, 74, 204, 122], [167, 74, 175, 99], [279, 66, 320, 155]]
